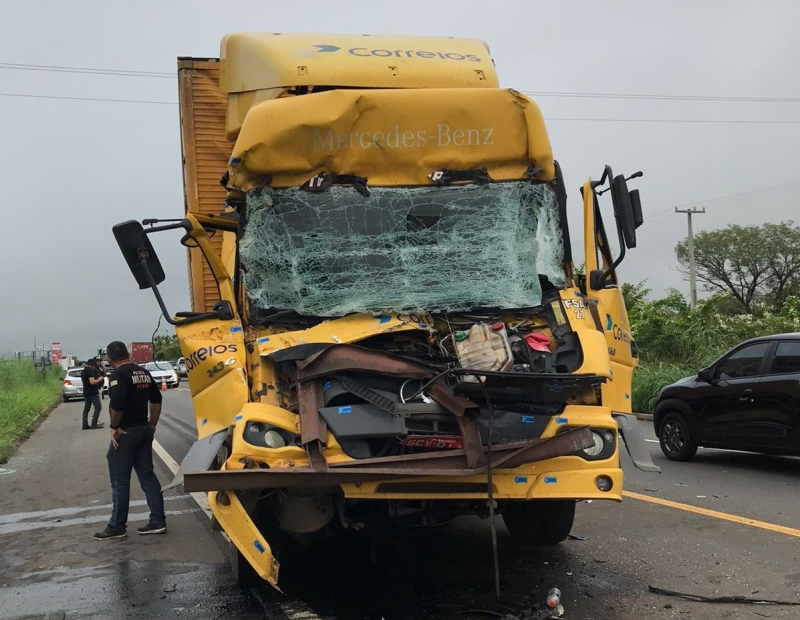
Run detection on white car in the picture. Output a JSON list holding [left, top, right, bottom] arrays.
[[143, 361, 180, 388], [62, 368, 84, 402], [62, 366, 108, 402]]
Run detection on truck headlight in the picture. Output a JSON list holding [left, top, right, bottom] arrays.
[[264, 429, 286, 448], [583, 432, 605, 457], [243, 421, 297, 449]]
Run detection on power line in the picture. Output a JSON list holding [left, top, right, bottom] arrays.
[[2, 89, 800, 127], [639, 181, 800, 231], [523, 90, 800, 103], [0, 92, 176, 105], [2, 63, 799, 106], [0, 62, 174, 78], [672, 181, 800, 209], [546, 117, 800, 125]]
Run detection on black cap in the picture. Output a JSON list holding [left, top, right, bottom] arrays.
[[86, 358, 98, 366]]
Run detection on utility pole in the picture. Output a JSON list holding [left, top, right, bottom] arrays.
[[675, 207, 705, 308]]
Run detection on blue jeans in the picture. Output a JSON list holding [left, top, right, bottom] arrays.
[[82, 394, 102, 428], [106, 424, 166, 531]]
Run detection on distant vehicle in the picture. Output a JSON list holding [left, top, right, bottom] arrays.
[[654, 334, 800, 461], [62, 366, 108, 402], [143, 361, 180, 388], [130, 342, 154, 364], [62, 368, 84, 402], [175, 357, 187, 377]]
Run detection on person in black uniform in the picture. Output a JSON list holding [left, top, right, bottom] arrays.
[[80, 358, 105, 430], [93, 341, 167, 540]]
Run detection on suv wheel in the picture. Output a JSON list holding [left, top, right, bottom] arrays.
[[658, 411, 698, 461]]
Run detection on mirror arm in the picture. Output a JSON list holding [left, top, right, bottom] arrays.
[[135, 220, 214, 326], [138, 254, 179, 326], [592, 188, 627, 288]]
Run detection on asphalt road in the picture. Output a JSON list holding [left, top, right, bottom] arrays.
[[4, 390, 800, 619], [149, 389, 800, 619]]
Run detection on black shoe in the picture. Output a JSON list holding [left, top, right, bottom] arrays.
[[137, 521, 167, 535], [82, 426, 90, 430], [93, 526, 127, 540]]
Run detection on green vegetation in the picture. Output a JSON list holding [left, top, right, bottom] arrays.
[[0, 360, 64, 463], [627, 281, 800, 413], [627, 220, 800, 414], [675, 221, 800, 313], [153, 333, 182, 361]]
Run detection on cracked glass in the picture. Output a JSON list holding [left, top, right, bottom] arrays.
[[240, 182, 566, 316]]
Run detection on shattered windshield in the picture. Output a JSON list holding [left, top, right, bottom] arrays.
[[240, 182, 566, 317]]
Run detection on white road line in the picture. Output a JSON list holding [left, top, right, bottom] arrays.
[[0, 508, 199, 535], [0, 495, 189, 525], [152, 438, 212, 518], [645, 439, 659, 443]]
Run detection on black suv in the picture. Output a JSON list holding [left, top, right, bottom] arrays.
[[654, 333, 800, 461]]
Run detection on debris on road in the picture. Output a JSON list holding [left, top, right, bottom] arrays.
[[649, 585, 800, 606], [163, 583, 177, 593], [459, 586, 565, 619]]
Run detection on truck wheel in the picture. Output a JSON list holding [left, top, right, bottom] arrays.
[[502, 500, 576, 546], [658, 411, 697, 461]]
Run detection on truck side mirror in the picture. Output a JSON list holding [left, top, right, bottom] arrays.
[[611, 175, 637, 249], [112, 220, 166, 290], [630, 189, 644, 229]]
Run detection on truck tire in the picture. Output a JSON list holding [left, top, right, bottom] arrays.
[[502, 500, 576, 546]]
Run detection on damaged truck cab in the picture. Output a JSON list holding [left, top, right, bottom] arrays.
[[113, 33, 656, 589]]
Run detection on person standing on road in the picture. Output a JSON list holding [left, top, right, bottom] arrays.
[[80, 358, 105, 430], [93, 341, 167, 541]]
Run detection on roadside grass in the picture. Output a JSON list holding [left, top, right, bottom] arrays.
[[632, 361, 693, 415], [0, 360, 64, 463]]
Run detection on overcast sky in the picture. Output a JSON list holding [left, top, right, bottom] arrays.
[[1, 0, 798, 359]]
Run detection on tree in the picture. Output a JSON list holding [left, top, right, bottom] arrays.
[[675, 221, 800, 314], [153, 334, 182, 361]]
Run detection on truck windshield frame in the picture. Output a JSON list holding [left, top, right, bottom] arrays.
[[239, 181, 567, 317]]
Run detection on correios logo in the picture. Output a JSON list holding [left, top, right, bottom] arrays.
[[185, 343, 238, 372], [305, 44, 482, 62]]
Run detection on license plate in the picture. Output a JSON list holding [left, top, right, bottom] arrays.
[[401, 435, 464, 449]]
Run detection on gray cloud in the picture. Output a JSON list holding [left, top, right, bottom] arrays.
[[1, 0, 798, 358]]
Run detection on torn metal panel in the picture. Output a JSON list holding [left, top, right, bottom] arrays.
[[228, 88, 554, 189], [328, 426, 592, 471], [295, 378, 329, 472], [613, 412, 661, 473], [296, 344, 435, 381], [426, 379, 485, 468], [184, 428, 592, 492], [162, 428, 229, 491]]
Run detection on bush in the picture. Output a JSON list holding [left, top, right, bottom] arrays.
[[631, 362, 693, 415], [0, 361, 64, 463]]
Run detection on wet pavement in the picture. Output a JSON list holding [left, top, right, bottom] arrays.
[[3, 393, 800, 619]]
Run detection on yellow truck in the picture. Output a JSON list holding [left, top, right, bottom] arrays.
[[113, 33, 657, 589]]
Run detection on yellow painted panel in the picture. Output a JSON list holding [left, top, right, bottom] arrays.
[[228, 87, 555, 189]]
